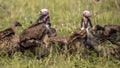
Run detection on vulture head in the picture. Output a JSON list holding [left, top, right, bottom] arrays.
[[10, 21, 22, 27], [14, 21, 22, 27], [9, 21, 22, 32]]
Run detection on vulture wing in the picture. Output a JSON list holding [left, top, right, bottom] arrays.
[[19, 23, 46, 42], [0, 28, 14, 40]]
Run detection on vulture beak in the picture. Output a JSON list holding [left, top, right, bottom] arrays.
[[17, 23, 22, 27], [15, 21, 22, 27], [14, 21, 24, 29]]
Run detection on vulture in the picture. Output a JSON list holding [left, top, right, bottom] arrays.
[[45, 29, 87, 57], [18, 22, 47, 53], [49, 29, 88, 57], [19, 15, 57, 46], [67, 29, 88, 56], [47, 35, 69, 53], [103, 25, 120, 37], [19, 21, 57, 58], [103, 25, 120, 45], [87, 25, 120, 59], [92, 24, 120, 45], [20, 23, 46, 42], [0, 21, 22, 55]]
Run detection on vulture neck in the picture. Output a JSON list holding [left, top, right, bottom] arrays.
[[9, 24, 16, 32], [83, 16, 89, 23]]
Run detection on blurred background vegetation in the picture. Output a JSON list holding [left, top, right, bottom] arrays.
[[0, 0, 120, 68], [0, 0, 120, 35]]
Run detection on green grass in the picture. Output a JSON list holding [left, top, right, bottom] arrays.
[[0, 0, 120, 68], [0, 52, 120, 68]]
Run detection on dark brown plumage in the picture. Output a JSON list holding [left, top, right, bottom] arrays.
[[48, 35, 68, 50], [47, 35, 69, 58], [48, 29, 87, 55], [103, 25, 120, 45], [0, 21, 22, 40], [93, 24, 120, 37], [103, 25, 120, 37], [0, 21, 22, 54], [68, 29, 87, 55], [86, 25, 120, 59], [19, 21, 57, 57], [19, 18, 57, 46], [92, 25, 104, 32], [19, 23, 46, 42]]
